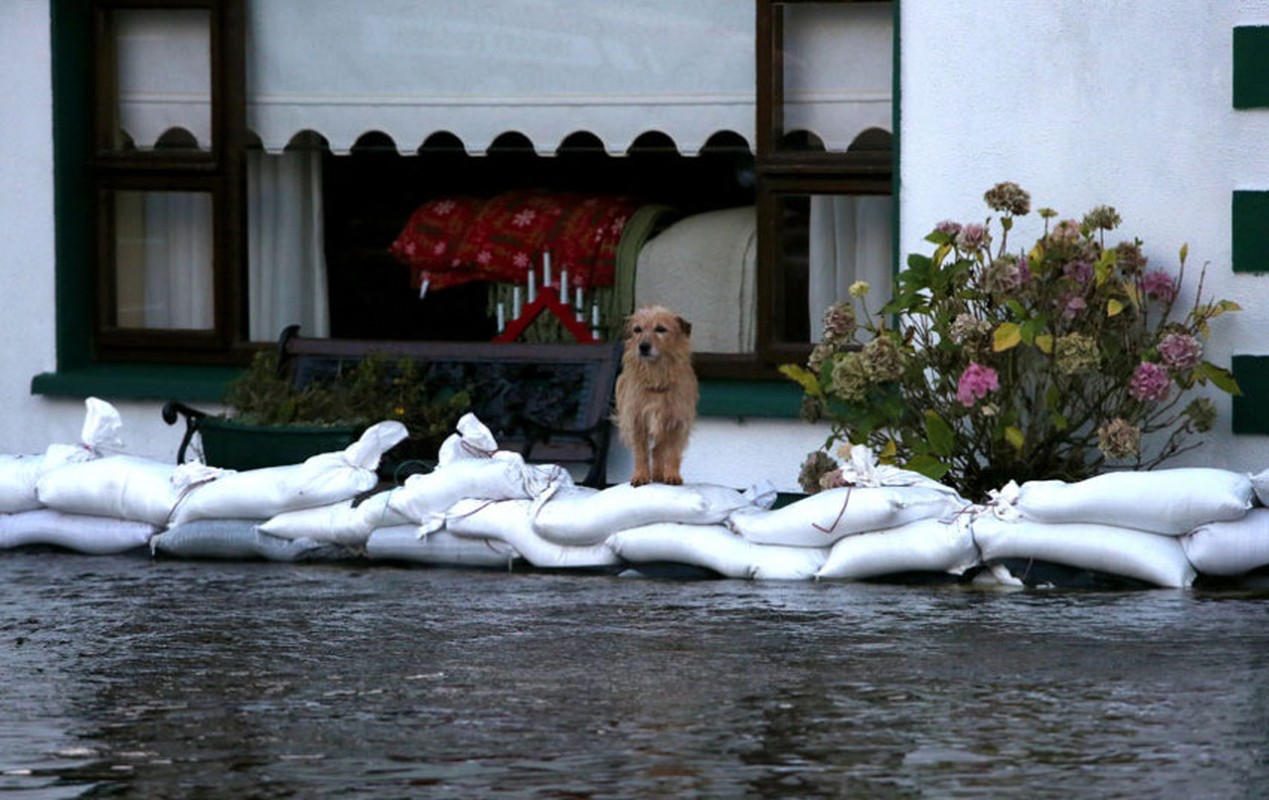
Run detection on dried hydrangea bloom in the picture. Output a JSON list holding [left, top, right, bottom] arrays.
[[983, 181, 1032, 216], [935, 220, 963, 238], [983, 255, 1027, 295], [797, 449, 838, 494], [807, 341, 835, 373], [1083, 205, 1122, 231], [1129, 361, 1172, 403], [820, 301, 856, 344], [949, 313, 992, 345], [1115, 240, 1149, 276], [1158, 332, 1202, 371], [956, 223, 992, 253], [849, 281, 871, 298], [1063, 260, 1093, 284], [862, 335, 905, 382], [1047, 219, 1082, 246], [1098, 417, 1141, 459], [829, 351, 872, 404], [1140, 269, 1177, 303], [1054, 333, 1101, 374]]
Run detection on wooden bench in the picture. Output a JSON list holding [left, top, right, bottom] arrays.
[[164, 325, 623, 487]]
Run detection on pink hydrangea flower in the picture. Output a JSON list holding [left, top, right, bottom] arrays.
[[1141, 270, 1177, 304], [1158, 332, 1202, 371], [1129, 361, 1172, 403], [956, 223, 991, 252], [935, 220, 963, 238], [956, 363, 1000, 407]]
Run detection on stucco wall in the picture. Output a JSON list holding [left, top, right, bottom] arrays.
[[900, 0, 1269, 476]]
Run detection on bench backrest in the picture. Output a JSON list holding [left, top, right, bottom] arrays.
[[278, 326, 623, 486]]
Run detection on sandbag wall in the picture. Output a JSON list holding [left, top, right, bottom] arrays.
[[4, 404, 1269, 588]]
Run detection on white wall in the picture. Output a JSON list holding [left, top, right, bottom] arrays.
[[901, 0, 1269, 476]]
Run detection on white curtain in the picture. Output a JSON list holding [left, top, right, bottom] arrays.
[[247, 149, 330, 340], [807, 194, 893, 343], [135, 192, 215, 329]]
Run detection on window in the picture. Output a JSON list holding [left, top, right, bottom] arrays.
[[53, 1, 894, 389], [90, 0, 247, 363], [754, 0, 895, 370]]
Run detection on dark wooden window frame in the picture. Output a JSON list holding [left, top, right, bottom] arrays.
[[90, 0, 248, 364], [752, 0, 895, 371]]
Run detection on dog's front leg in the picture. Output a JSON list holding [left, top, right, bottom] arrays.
[[630, 435, 653, 486], [651, 433, 686, 485]]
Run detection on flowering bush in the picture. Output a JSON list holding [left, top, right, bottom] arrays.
[[783, 182, 1241, 501]]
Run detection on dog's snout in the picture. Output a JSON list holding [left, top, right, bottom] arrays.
[[638, 341, 652, 356]]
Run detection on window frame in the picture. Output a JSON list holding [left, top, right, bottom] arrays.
[[751, 0, 896, 371], [89, 0, 249, 364]]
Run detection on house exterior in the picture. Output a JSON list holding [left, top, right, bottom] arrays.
[[2, 0, 1269, 494]]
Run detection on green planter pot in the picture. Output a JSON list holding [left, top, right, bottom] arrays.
[[196, 416, 361, 471]]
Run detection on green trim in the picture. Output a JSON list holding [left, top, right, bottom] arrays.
[[1232, 190, 1269, 273], [698, 379, 803, 418], [51, 0, 94, 372], [31, 364, 240, 403], [1233, 26, 1269, 109], [1232, 355, 1269, 434]]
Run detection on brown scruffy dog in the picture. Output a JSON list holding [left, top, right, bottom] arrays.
[[615, 305, 699, 486]]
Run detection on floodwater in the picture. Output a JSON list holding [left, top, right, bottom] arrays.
[[1, 551, 1267, 799]]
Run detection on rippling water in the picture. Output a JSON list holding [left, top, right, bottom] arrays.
[[1, 550, 1267, 798]]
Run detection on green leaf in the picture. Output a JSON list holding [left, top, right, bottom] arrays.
[[904, 454, 952, 481], [778, 363, 823, 396], [1196, 361, 1242, 396], [993, 322, 1022, 352], [1107, 298, 1124, 317], [1004, 425, 1025, 452], [924, 410, 955, 457]]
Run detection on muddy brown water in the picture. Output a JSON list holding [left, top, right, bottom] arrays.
[[1, 550, 1267, 798]]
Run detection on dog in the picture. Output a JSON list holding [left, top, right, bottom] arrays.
[[614, 305, 698, 486]]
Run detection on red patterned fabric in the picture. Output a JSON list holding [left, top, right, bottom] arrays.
[[387, 196, 484, 291], [389, 190, 638, 292]]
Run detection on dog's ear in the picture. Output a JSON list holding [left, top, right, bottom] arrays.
[[676, 316, 692, 337]]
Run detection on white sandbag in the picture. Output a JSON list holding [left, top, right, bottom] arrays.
[[1250, 469, 1269, 507], [152, 519, 353, 562], [727, 486, 967, 548], [0, 509, 157, 554], [259, 498, 373, 546], [0, 397, 126, 513], [384, 454, 566, 532], [532, 481, 777, 546], [1181, 508, 1269, 576], [36, 455, 188, 526], [1011, 468, 1254, 535], [365, 525, 519, 568], [971, 514, 1196, 588], [436, 413, 500, 465], [445, 498, 622, 570], [608, 523, 827, 580], [815, 517, 980, 581], [170, 421, 406, 525]]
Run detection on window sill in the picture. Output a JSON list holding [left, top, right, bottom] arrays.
[[31, 364, 242, 404], [32, 366, 805, 419]]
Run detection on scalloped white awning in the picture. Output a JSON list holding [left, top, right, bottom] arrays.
[[117, 0, 892, 156]]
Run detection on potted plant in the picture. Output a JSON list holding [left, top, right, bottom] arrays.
[[783, 181, 1241, 502], [189, 350, 470, 473]]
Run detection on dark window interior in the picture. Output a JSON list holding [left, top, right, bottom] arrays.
[[321, 131, 756, 342]]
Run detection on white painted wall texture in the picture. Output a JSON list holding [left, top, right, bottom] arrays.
[[6, 1, 1269, 490], [900, 0, 1269, 477]]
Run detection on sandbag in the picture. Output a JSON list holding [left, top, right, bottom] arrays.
[[815, 517, 980, 581], [436, 413, 500, 465], [971, 514, 1196, 588], [1251, 468, 1269, 507], [1181, 508, 1269, 576], [36, 455, 189, 526], [170, 421, 406, 525], [445, 498, 622, 570], [607, 523, 827, 580], [259, 498, 373, 546], [532, 481, 776, 546], [365, 525, 519, 568], [152, 519, 354, 562], [727, 486, 967, 547], [1010, 468, 1253, 535], [0, 509, 157, 554], [385, 454, 568, 532]]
